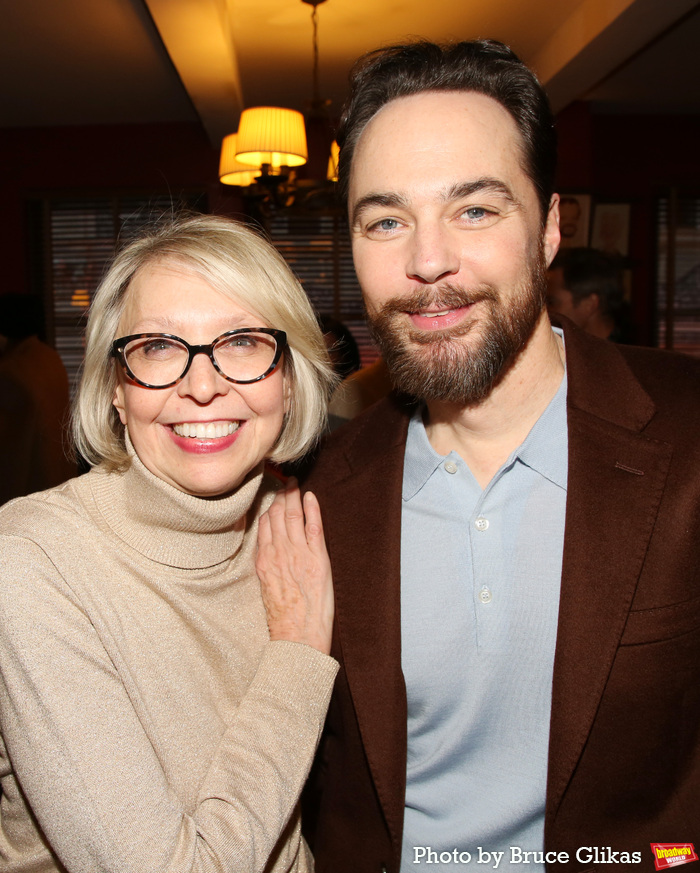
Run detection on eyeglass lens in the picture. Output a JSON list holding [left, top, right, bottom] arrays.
[[123, 332, 279, 386]]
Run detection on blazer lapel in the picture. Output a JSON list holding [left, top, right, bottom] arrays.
[[546, 325, 673, 822], [321, 397, 412, 850]]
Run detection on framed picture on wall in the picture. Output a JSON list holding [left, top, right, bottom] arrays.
[[558, 194, 591, 248], [591, 203, 631, 258]]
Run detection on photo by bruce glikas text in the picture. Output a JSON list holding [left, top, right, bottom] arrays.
[[411, 846, 644, 866]]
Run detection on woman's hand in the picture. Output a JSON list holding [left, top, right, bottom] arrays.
[[256, 478, 334, 655]]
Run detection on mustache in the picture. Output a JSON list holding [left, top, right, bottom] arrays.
[[374, 283, 498, 317]]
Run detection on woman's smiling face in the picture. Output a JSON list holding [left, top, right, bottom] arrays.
[[112, 260, 288, 497]]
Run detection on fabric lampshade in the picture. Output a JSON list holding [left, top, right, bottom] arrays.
[[218, 134, 258, 186], [235, 107, 308, 170]]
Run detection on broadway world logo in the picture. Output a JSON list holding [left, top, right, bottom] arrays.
[[651, 844, 698, 870]]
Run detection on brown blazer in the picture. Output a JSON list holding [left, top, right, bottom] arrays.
[[303, 321, 700, 873]]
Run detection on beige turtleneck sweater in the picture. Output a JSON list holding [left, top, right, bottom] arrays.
[[0, 452, 338, 873]]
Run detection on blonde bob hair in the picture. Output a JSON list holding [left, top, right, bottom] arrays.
[[73, 213, 336, 469]]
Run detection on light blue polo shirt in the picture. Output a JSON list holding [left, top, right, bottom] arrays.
[[400, 362, 568, 872]]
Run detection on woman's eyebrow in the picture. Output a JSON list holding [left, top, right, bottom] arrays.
[[125, 316, 182, 333]]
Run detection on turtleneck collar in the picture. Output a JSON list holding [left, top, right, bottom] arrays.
[[88, 438, 269, 570]]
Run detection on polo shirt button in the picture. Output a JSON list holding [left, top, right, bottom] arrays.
[[444, 461, 458, 474], [479, 587, 493, 604], [475, 517, 489, 531]]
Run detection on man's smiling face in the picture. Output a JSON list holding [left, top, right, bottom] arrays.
[[348, 90, 560, 405]]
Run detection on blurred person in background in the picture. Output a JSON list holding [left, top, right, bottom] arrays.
[[547, 247, 633, 342], [0, 293, 77, 504]]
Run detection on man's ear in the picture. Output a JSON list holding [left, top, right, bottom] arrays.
[[543, 194, 561, 268], [591, 292, 602, 314], [580, 293, 601, 320]]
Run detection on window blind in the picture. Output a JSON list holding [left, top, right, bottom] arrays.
[[39, 198, 377, 395], [656, 194, 700, 356], [266, 211, 379, 367], [43, 194, 205, 392]]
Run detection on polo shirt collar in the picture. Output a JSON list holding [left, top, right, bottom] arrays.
[[511, 370, 568, 490]]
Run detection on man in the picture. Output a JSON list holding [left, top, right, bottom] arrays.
[[546, 247, 631, 341], [303, 40, 700, 872]]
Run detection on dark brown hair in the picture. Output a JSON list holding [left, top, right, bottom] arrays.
[[337, 39, 557, 223]]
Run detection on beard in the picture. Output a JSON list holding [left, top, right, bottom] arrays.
[[366, 247, 548, 406]]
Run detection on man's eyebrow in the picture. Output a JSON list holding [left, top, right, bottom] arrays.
[[444, 178, 520, 205], [351, 179, 521, 226], [351, 192, 409, 227]]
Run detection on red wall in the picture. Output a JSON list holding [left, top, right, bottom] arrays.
[[0, 122, 247, 297]]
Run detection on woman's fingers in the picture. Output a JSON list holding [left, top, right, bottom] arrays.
[[281, 479, 310, 547], [264, 479, 306, 548], [255, 480, 334, 655], [265, 488, 291, 542], [302, 491, 325, 553]]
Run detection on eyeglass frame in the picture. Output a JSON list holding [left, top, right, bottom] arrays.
[[111, 327, 287, 389]]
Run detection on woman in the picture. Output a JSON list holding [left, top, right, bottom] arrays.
[[0, 214, 338, 872]]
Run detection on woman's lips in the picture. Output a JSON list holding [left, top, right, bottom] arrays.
[[407, 304, 474, 331], [167, 420, 243, 454]]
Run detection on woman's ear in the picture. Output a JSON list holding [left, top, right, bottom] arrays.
[[283, 372, 292, 415], [113, 382, 128, 426]]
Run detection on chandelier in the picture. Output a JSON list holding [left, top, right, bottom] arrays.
[[218, 0, 337, 212]]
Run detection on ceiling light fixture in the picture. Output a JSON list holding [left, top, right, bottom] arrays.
[[218, 133, 258, 187], [235, 106, 308, 175], [302, 0, 330, 117], [219, 0, 337, 214]]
